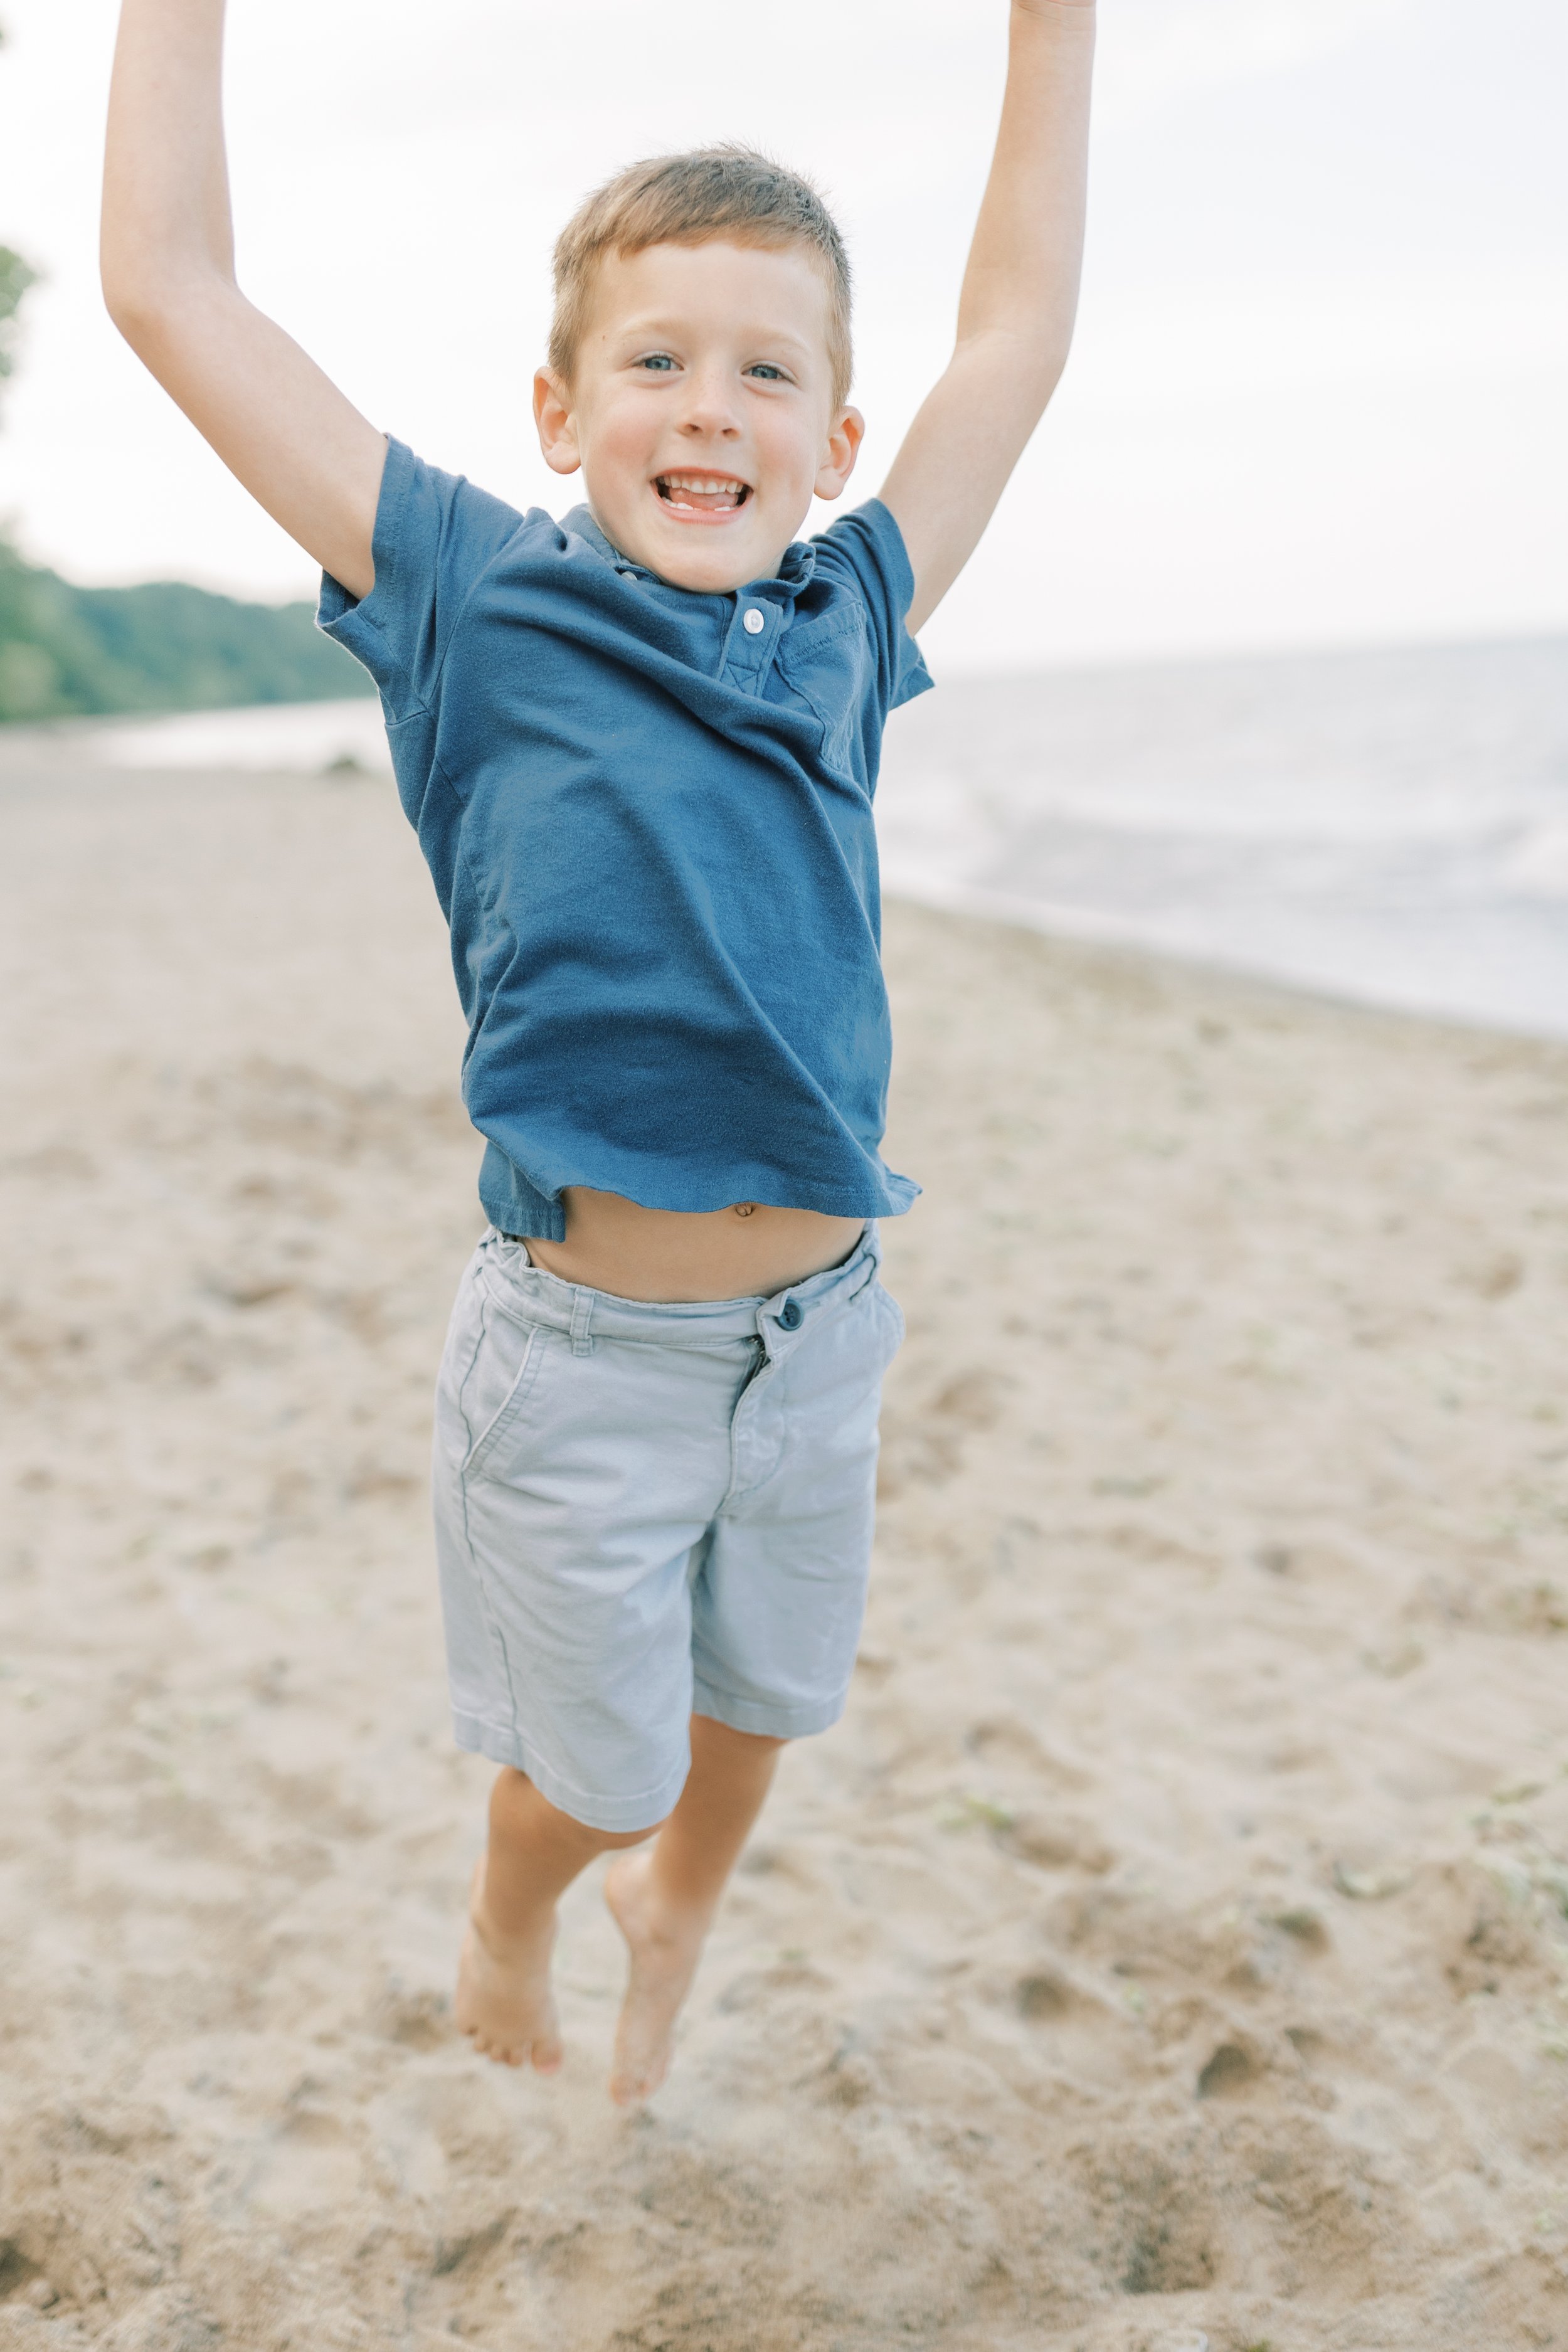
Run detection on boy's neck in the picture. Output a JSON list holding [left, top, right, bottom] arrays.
[[567, 500, 816, 597]]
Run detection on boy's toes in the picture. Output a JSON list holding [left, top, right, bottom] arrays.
[[609, 2058, 665, 2107], [531, 2023, 566, 2079]]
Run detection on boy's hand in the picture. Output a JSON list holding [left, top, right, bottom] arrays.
[[878, 0, 1094, 631], [102, 0, 384, 599]]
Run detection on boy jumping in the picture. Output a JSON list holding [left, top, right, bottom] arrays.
[[101, 0, 1094, 2106]]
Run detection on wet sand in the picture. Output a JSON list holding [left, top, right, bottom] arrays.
[[2, 748, 1567, 2350]]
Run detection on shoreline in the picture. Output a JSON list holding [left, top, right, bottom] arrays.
[[883, 869, 1568, 1051], [9, 619, 1567, 1049], [3, 729, 1567, 1057]]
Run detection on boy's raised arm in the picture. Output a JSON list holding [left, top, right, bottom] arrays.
[[102, 0, 386, 600], [877, 0, 1094, 634]]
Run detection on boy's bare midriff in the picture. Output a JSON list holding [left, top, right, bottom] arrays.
[[522, 1189, 866, 1303]]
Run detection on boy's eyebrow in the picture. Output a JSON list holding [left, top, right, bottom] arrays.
[[607, 314, 819, 363]]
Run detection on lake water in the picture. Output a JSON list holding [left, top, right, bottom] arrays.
[[87, 632, 1568, 1042], [877, 634, 1568, 1041]]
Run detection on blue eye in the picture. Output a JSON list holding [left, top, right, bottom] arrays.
[[748, 364, 786, 381], [638, 354, 676, 372]]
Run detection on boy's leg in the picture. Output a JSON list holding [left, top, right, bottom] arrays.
[[596, 1248, 903, 2101], [458, 1766, 658, 2071], [605, 1714, 784, 2106]]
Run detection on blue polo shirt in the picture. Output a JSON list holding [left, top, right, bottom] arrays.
[[319, 438, 932, 1241]]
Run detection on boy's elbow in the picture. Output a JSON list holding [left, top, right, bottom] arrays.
[[959, 321, 1073, 417], [1019, 344, 1070, 413], [102, 273, 154, 347], [1036, 349, 1074, 415], [1017, 307, 1080, 406], [100, 237, 167, 345], [100, 255, 223, 363]]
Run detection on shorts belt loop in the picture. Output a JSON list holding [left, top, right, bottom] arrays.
[[569, 1288, 595, 1358]]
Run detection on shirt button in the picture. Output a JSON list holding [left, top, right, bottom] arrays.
[[778, 1299, 803, 1330], [743, 607, 766, 635]]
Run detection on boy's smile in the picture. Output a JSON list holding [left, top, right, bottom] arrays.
[[534, 240, 864, 592], [653, 469, 752, 521]]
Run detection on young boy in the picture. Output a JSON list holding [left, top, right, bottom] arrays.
[[101, 0, 1094, 2106]]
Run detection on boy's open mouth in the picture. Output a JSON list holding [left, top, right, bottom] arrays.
[[654, 472, 752, 516]]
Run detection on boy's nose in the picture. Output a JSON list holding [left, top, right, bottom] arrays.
[[675, 371, 742, 437]]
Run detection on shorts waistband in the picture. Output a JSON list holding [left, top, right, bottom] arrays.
[[475, 1222, 882, 1352]]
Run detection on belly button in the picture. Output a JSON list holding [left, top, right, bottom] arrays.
[[733, 1202, 756, 1219]]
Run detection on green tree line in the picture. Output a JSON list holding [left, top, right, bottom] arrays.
[[0, 543, 373, 722], [0, 18, 371, 724]]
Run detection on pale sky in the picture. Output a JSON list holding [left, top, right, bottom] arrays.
[[0, 0, 1564, 672]]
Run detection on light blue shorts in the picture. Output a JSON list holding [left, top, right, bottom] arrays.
[[431, 1225, 904, 1832]]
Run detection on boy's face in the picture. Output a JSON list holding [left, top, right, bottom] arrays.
[[534, 240, 864, 591]]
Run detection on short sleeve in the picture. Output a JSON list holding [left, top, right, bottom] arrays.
[[808, 498, 934, 716], [316, 438, 524, 723]]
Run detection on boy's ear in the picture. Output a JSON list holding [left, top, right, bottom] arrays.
[[533, 368, 583, 476], [814, 406, 865, 504]]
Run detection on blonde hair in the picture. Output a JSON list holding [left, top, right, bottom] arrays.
[[549, 146, 854, 409]]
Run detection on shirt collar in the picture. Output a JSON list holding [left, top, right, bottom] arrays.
[[563, 504, 816, 600]]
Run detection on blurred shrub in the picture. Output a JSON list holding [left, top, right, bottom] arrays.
[[0, 241, 35, 394], [0, 544, 373, 722]]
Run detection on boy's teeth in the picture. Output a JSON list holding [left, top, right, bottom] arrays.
[[658, 474, 748, 509]]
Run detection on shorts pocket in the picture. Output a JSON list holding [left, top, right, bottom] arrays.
[[872, 1280, 906, 1365], [461, 1294, 551, 1480]]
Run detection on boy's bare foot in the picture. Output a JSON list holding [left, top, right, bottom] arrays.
[[604, 1850, 712, 2105], [455, 1860, 564, 2073]]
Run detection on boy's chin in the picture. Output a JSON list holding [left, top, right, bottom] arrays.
[[650, 547, 775, 593], [595, 494, 804, 593]]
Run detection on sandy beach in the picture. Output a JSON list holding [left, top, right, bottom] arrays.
[[2, 742, 1567, 2351]]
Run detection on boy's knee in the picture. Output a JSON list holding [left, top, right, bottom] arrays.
[[490, 1765, 665, 1850], [598, 1819, 665, 1849], [692, 1715, 787, 1753]]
